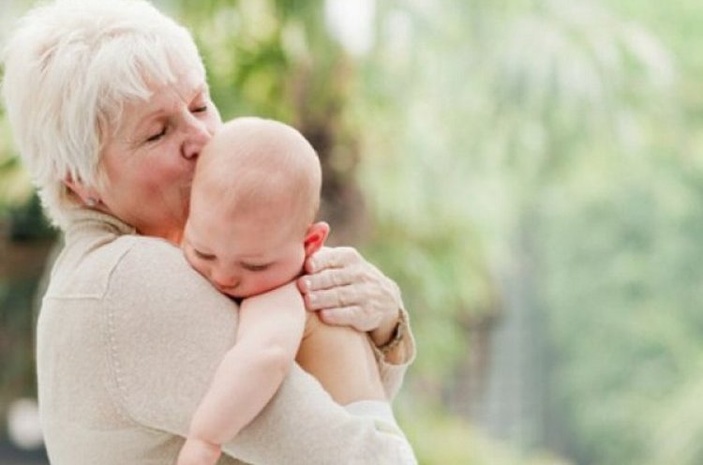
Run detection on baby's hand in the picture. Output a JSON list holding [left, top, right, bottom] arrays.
[[176, 437, 221, 465]]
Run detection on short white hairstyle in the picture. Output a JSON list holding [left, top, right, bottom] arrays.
[[1, 0, 206, 229]]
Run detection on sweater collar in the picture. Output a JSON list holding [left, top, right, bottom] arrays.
[[64, 207, 137, 239]]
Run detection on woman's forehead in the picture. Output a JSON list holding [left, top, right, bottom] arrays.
[[116, 70, 207, 131]]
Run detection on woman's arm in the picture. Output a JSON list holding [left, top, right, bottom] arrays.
[[222, 366, 409, 465], [108, 241, 409, 464]]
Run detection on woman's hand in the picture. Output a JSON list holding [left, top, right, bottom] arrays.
[[296, 246, 403, 348]]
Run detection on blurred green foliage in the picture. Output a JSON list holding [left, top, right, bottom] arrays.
[[399, 399, 569, 465], [3, 0, 703, 464]]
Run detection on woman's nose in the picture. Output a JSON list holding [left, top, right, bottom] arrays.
[[181, 116, 213, 160]]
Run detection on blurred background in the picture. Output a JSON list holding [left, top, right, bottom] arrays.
[[2, 0, 703, 464]]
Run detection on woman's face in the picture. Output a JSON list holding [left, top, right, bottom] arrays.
[[97, 69, 222, 242]]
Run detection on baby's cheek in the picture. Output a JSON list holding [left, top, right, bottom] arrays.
[[187, 258, 209, 279]]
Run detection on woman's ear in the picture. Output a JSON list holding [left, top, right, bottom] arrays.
[[64, 174, 101, 206], [304, 221, 330, 257]]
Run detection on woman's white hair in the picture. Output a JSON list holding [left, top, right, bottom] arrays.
[[1, 0, 206, 229]]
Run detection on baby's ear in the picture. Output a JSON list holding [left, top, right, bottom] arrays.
[[304, 221, 330, 256]]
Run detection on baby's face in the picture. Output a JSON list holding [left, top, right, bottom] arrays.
[[183, 203, 306, 298]]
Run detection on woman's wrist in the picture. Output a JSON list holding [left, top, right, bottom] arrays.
[[369, 308, 404, 350], [374, 310, 406, 355], [368, 275, 406, 349]]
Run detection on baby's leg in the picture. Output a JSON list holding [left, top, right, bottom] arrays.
[[299, 315, 418, 463], [296, 313, 385, 404]]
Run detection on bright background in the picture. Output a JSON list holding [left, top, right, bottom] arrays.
[[2, 1, 703, 464]]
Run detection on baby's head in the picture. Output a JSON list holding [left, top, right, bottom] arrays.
[[183, 117, 329, 298]]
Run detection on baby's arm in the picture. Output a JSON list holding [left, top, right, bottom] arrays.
[[177, 282, 306, 465]]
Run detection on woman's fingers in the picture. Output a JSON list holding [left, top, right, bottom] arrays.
[[304, 246, 360, 274], [298, 245, 403, 336]]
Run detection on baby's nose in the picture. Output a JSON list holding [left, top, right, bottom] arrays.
[[211, 269, 239, 291]]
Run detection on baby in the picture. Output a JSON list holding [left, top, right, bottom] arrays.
[[177, 117, 417, 465]]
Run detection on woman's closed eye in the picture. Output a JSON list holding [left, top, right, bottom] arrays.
[[145, 126, 167, 143], [190, 90, 212, 114]]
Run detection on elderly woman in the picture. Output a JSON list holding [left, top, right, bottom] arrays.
[[1, 1, 414, 464]]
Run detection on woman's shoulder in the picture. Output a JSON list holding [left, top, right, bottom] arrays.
[[95, 235, 239, 434], [108, 234, 214, 298], [101, 234, 238, 367], [116, 234, 188, 269]]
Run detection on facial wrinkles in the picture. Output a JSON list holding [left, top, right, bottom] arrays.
[[99, 77, 213, 242], [118, 67, 205, 137]]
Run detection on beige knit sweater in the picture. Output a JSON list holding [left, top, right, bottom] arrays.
[[36, 210, 415, 465]]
